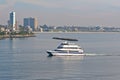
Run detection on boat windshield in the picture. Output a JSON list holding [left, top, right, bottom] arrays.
[[61, 41, 68, 45]]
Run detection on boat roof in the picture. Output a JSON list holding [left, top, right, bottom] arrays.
[[52, 37, 78, 41]]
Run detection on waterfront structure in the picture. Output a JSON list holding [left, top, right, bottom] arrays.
[[23, 17, 38, 31], [9, 11, 16, 31]]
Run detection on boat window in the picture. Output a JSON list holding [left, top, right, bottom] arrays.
[[69, 51, 80, 54], [55, 50, 68, 53], [57, 47, 80, 49], [69, 51, 79, 53], [61, 43, 68, 45], [57, 46, 63, 49]]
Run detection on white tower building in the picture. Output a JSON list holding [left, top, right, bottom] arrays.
[[10, 11, 16, 31]]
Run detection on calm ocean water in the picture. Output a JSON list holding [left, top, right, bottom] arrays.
[[0, 32, 120, 80]]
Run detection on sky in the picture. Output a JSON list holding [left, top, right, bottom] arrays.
[[0, 0, 120, 27]]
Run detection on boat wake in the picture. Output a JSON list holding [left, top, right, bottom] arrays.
[[48, 53, 120, 61], [84, 53, 120, 56], [83, 53, 104, 56]]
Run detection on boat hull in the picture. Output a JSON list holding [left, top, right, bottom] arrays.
[[47, 50, 84, 56]]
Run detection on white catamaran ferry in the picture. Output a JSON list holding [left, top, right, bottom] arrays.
[[47, 37, 84, 56]]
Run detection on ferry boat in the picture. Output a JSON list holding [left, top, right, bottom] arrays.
[[47, 37, 84, 56]]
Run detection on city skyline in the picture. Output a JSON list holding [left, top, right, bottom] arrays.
[[24, 17, 38, 31], [0, 0, 120, 27]]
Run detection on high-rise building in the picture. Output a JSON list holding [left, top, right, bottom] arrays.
[[23, 17, 38, 31], [9, 11, 16, 31]]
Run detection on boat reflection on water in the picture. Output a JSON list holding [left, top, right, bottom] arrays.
[[56, 56, 84, 75], [48, 55, 84, 64], [55, 56, 84, 61]]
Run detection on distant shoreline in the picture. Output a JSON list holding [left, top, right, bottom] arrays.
[[33, 31, 120, 34], [0, 34, 35, 40], [0, 31, 119, 40]]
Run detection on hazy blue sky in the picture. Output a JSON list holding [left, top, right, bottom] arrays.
[[0, 0, 120, 27]]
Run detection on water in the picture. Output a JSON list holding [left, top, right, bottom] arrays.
[[0, 32, 120, 80]]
